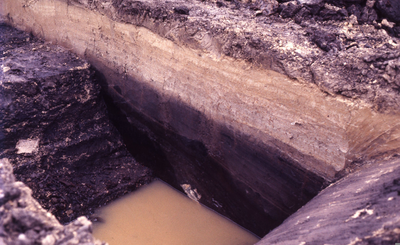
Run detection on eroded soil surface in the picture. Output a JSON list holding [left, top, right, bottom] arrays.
[[0, 23, 153, 224]]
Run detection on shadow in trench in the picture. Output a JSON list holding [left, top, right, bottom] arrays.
[[93, 64, 327, 237]]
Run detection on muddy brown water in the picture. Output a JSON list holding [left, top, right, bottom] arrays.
[[92, 180, 260, 245]]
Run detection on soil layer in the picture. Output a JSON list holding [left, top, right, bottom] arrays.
[[0, 23, 153, 224], [1, 0, 400, 239]]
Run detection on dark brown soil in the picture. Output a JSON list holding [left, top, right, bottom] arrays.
[[0, 23, 153, 224], [0, 159, 106, 245]]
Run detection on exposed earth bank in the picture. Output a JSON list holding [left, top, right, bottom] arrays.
[[0, 23, 153, 224], [1, 0, 400, 242], [65, 0, 400, 112]]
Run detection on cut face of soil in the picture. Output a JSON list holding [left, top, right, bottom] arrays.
[[1, 0, 400, 240], [0, 23, 153, 224]]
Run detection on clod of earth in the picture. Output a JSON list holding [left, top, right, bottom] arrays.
[[0, 158, 106, 244]]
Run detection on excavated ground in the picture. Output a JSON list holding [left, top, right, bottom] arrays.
[[1, 0, 400, 242], [44, 0, 400, 112], [0, 23, 153, 225]]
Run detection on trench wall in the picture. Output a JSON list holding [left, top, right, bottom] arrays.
[[257, 157, 400, 244]]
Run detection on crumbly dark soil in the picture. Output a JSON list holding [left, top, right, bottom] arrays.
[[72, 0, 400, 112], [0, 159, 106, 245], [0, 23, 153, 224]]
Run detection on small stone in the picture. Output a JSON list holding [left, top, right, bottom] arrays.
[[18, 234, 27, 241], [181, 184, 201, 202], [2, 66, 10, 73], [15, 139, 39, 154], [359, 7, 378, 23], [382, 73, 392, 82], [349, 15, 358, 25], [381, 19, 395, 28], [297, 0, 323, 5], [41, 235, 56, 245]]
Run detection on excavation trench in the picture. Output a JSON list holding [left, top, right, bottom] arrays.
[[1, 0, 400, 241], [93, 55, 400, 237]]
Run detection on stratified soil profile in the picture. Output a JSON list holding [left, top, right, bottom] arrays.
[[1, 0, 400, 243]]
